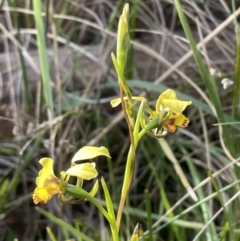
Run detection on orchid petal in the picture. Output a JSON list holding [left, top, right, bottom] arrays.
[[71, 146, 111, 163], [162, 99, 192, 114], [36, 158, 56, 187], [33, 158, 61, 204], [156, 89, 177, 111], [66, 162, 98, 180], [110, 96, 147, 107], [173, 114, 190, 127]]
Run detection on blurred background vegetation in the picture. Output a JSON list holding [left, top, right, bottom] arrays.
[[0, 0, 240, 240]]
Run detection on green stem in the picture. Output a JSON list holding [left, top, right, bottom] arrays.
[[208, 170, 235, 240], [111, 53, 133, 107], [116, 142, 138, 231], [116, 101, 145, 230], [138, 117, 161, 139], [33, 0, 54, 115], [64, 184, 119, 241]]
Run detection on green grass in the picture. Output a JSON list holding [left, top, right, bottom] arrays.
[[0, 0, 240, 240]]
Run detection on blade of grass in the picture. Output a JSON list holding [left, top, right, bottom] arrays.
[[100, 177, 116, 222], [0, 131, 44, 212], [173, 0, 231, 154], [125, 0, 139, 80], [141, 140, 182, 240], [158, 138, 198, 202], [208, 170, 235, 240], [33, 0, 54, 115], [144, 190, 153, 241], [11, 0, 31, 113], [150, 178, 240, 236], [232, 31, 240, 153], [180, 146, 218, 241], [220, 222, 230, 241], [74, 220, 101, 241], [46, 227, 57, 241], [38, 208, 94, 241]]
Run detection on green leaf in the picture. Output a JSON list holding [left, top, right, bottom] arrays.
[[173, 0, 231, 154], [38, 208, 94, 241], [33, 0, 54, 115], [100, 177, 116, 221]]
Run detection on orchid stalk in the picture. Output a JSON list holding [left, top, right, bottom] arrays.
[[110, 3, 192, 235]]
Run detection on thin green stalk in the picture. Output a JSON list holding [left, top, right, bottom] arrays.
[[173, 0, 231, 153], [220, 222, 231, 241], [12, 0, 30, 113], [64, 184, 119, 241], [117, 85, 136, 231], [151, 178, 240, 235], [116, 143, 137, 230], [125, 0, 139, 80], [45, 0, 50, 41], [0, 131, 44, 212], [116, 100, 145, 230], [46, 227, 57, 241], [101, 177, 116, 220], [181, 147, 218, 241], [158, 138, 197, 202], [138, 117, 161, 139], [144, 190, 153, 241], [39, 208, 94, 241], [111, 53, 133, 108], [33, 0, 54, 115], [141, 143, 180, 239], [232, 31, 240, 154], [208, 170, 235, 240], [231, 0, 240, 118]]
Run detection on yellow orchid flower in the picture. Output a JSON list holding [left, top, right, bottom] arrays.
[[152, 89, 192, 133], [110, 89, 191, 137], [33, 146, 111, 204], [33, 158, 61, 204]]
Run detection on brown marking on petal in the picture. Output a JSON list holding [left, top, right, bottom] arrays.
[[166, 119, 173, 124], [33, 197, 46, 204], [33, 195, 41, 204], [171, 112, 178, 117], [33, 193, 47, 204], [44, 175, 59, 186], [168, 125, 176, 133], [182, 119, 189, 127]]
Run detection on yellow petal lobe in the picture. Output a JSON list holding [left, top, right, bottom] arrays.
[[110, 98, 124, 107], [110, 96, 147, 108], [71, 146, 111, 163], [155, 89, 191, 114], [66, 162, 98, 180], [156, 89, 177, 111], [162, 99, 191, 114], [36, 158, 56, 187], [173, 114, 190, 127]]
